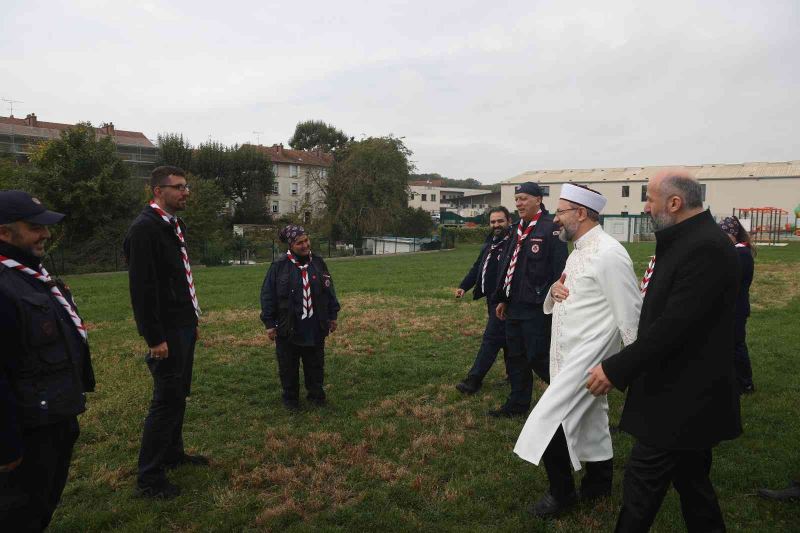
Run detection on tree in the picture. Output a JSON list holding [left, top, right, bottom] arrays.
[[181, 176, 228, 246], [29, 123, 141, 240], [393, 207, 435, 237], [288, 120, 350, 152], [156, 133, 193, 170], [325, 136, 414, 242]]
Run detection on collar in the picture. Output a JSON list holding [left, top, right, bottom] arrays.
[[0, 241, 42, 270], [655, 209, 713, 247], [574, 224, 602, 250]]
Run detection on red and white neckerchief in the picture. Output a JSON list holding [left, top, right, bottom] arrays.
[[149, 202, 201, 317], [0, 255, 88, 342], [286, 251, 314, 319], [481, 234, 509, 294], [735, 242, 750, 248], [502, 211, 543, 296], [640, 255, 656, 295]]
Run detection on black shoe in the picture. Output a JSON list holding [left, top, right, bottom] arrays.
[[758, 481, 800, 501], [528, 491, 578, 518], [308, 396, 327, 406], [135, 480, 181, 500], [579, 486, 612, 502], [456, 376, 481, 395], [283, 399, 300, 411], [165, 454, 210, 470], [487, 406, 526, 418]]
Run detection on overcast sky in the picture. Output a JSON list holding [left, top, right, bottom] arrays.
[[2, 0, 798, 183]]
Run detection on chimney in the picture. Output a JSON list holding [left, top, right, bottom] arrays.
[[25, 113, 38, 127], [102, 122, 115, 135]]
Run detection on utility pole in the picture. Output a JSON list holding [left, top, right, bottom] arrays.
[[252, 131, 263, 145], [1, 97, 24, 117]]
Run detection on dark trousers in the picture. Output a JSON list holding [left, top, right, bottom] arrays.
[[503, 314, 550, 413], [0, 417, 79, 532], [543, 424, 613, 500], [275, 338, 325, 403], [733, 319, 753, 391], [615, 442, 725, 533], [466, 301, 508, 382], [138, 325, 196, 487]]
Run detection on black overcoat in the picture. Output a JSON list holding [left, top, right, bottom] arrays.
[[602, 210, 742, 450]]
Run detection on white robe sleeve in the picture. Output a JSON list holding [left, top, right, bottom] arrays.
[[597, 245, 642, 347]]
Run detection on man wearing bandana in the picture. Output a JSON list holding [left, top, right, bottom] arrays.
[[260, 225, 340, 411], [454, 206, 513, 395], [489, 182, 568, 418]]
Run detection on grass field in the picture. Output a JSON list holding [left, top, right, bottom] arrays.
[[50, 241, 800, 532]]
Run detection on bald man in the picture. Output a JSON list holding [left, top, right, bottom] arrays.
[[586, 169, 741, 532]]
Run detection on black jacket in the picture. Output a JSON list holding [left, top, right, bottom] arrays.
[[0, 242, 95, 464], [123, 207, 199, 346], [494, 211, 568, 306], [260, 253, 340, 339], [603, 210, 742, 450], [459, 228, 511, 301], [734, 244, 754, 331]]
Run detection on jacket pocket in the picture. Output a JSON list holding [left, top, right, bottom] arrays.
[[20, 294, 69, 364]]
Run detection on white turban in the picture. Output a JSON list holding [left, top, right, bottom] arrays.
[[560, 183, 607, 213]]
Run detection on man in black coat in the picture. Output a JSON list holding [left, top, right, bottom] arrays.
[[587, 169, 741, 532], [0, 191, 95, 531], [260, 225, 340, 411], [490, 182, 568, 418], [123, 166, 208, 500], [453, 206, 512, 394]]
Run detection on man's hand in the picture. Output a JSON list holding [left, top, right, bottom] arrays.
[[329, 320, 338, 334], [0, 456, 23, 473], [587, 364, 614, 396], [496, 302, 507, 320], [455, 288, 465, 299], [149, 341, 169, 359], [551, 273, 569, 303], [266, 328, 277, 341]]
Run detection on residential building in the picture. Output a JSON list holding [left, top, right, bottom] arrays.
[[450, 190, 502, 218], [0, 113, 157, 178], [408, 179, 492, 218], [501, 161, 800, 240], [253, 144, 333, 222]]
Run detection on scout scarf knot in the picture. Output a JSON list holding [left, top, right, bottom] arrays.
[[149, 202, 201, 317], [287, 251, 314, 319], [0, 255, 88, 342], [482, 233, 509, 294], [502, 211, 543, 297], [640, 255, 656, 295]]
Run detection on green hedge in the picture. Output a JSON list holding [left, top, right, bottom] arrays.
[[442, 226, 490, 244]]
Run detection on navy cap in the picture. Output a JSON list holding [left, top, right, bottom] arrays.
[[0, 191, 65, 225], [514, 182, 543, 197]]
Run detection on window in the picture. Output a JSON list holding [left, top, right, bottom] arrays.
[[700, 183, 707, 202], [289, 165, 298, 177], [291, 182, 299, 195], [421, 194, 427, 201], [541, 186, 550, 196], [622, 185, 629, 197], [272, 181, 279, 195], [641, 185, 647, 202], [272, 164, 279, 176], [320, 168, 327, 178], [431, 194, 436, 201], [271, 201, 279, 213], [293, 201, 299, 213], [305, 192, 310, 202]]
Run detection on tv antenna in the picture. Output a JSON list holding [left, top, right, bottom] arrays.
[[1, 97, 24, 117], [252, 130, 263, 145]]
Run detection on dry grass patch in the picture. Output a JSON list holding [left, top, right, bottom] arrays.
[[89, 463, 132, 490], [751, 263, 800, 310]]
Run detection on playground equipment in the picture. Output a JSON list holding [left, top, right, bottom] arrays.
[[733, 207, 790, 245]]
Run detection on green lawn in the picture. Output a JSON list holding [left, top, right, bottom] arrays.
[[50, 242, 800, 532]]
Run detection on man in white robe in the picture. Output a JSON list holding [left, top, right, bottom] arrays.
[[514, 183, 642, 518]]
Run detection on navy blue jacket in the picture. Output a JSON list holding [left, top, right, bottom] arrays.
[[734, 244, 754, 332], [459, 228, 512, 302]]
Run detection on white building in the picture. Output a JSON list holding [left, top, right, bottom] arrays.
[[253, 144, 333, 222], [408, 179, 492, 218]]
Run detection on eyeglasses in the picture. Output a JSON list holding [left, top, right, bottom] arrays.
[[159, 184, 191, 192], [554, 208, 580, 216]]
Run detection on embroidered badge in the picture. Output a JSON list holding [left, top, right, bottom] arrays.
[[531, 244, 540, 253], [42, 320, 57, 337], [325, 279, 331, 287], [552, 230, 560, 236]]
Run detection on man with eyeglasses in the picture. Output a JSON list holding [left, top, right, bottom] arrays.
[[124, 165, 208, 499]]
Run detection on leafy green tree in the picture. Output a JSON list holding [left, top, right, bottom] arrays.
[[0, 156, 37, 190], [156, 133, 193, 170], [326, 136, 414, 242], [29, 123, 141, 240], [181, 176, 228, 246], [288, 120, 350, 152], [393, 207, 435, 237]]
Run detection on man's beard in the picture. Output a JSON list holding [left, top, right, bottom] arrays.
[[558, 221, 579, 242], [650, 211, 676, 232]]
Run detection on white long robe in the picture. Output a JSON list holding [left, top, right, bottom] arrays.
[[514, 225, 641, 470]]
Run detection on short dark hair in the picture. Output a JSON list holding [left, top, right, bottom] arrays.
[[150, 165, 186, 189], [663, 175, 703, 209], [488, 206, 511, 221]]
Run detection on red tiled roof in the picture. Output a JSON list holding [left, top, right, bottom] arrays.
[[249, 144, 333, 167], [0, 115, 155, 148], [409, 179, 445, 187]]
